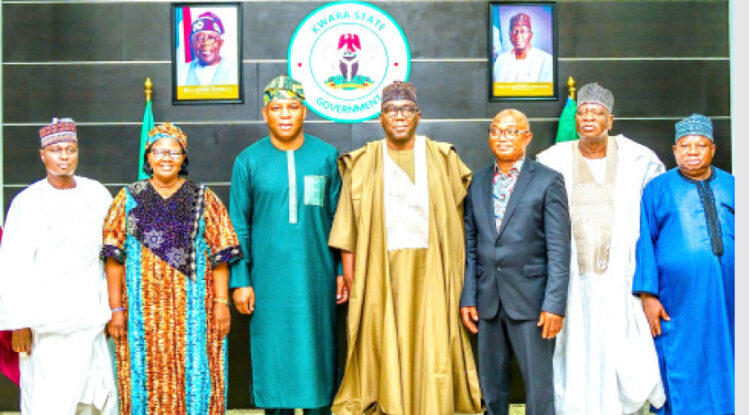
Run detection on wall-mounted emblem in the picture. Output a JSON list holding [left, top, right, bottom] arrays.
[[288, 1, 410, 123]]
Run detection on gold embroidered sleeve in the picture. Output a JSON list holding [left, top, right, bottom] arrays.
[[101, 187, 128, 262], [203, 188, 243, 268]]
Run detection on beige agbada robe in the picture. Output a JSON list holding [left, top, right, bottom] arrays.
[[329, 136, 483, 415]]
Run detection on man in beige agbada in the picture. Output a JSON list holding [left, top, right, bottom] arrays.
[[329, 81, 483, 415]]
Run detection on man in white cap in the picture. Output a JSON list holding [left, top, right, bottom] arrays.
[[0, 118, 117, 414], [633, 114, 734, 415], [537, 83, 666, 414]]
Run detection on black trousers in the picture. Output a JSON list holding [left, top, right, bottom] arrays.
[[477, 307, 555, 415]]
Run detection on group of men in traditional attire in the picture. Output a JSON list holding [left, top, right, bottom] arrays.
[[0, 75, 734, 415]]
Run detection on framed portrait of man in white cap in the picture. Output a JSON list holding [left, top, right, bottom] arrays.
[[488, 2, 557, 101], [172, 3, 244, 104]]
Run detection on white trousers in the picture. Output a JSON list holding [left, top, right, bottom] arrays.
[[19, 327, 117, 415]]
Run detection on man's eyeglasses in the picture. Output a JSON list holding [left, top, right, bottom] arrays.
[[191, 33, 221, 45], [150, 148, 184, 160], [489, 127, 528, 139], [383, 105, 419, 118]]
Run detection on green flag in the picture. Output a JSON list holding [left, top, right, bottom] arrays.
[[138, 99, 155, 180], [555, 97, 578, 143]]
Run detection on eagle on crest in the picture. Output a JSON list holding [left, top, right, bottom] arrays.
[[338, 33, 361, 80]]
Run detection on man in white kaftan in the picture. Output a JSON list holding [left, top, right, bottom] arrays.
[[536, 84, 666, 414], [493, 47, 552, 83], [0, 118, 117, 415], [493, 12, 553, 83]]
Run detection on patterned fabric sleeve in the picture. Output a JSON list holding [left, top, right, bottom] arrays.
[[101, 187, 128, 263], [203, 188, 243, 268]]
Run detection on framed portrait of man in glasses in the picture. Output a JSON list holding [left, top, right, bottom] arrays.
[[172, 3, 244, 104], [488, 2, 557, 101]]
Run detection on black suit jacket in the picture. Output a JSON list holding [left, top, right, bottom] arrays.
[[460, 159, 571, 320]]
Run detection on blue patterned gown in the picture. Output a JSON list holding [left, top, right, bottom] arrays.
[[633, 167, 734, 415], [102, 179, 242, 415]]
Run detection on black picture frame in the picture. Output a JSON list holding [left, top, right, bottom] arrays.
[[171, 2, 244, 104], [488, 1, 558, 101]]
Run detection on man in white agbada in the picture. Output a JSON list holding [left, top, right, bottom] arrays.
[[0, 118, 117, 415], [536, 83, 666, 414], [493, 12, 553, 83]]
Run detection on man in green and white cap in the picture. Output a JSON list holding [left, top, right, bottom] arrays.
[[229, 75, 345, 415]]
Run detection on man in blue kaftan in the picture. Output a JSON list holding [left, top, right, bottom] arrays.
[[633, 113, 734, 415], [229, 76, 345, 415]]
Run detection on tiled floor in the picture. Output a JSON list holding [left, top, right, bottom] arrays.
[[1, 403, 655, 414], [0, 406, 531, 415], [0, 409, 519, 415]]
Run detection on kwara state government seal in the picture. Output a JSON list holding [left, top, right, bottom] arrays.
[[288, 1, 410, 123]]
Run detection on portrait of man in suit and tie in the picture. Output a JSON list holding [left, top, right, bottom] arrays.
[[460, 109, 571, 415]]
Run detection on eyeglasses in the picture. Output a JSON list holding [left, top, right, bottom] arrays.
[[383, 105, 419, 118], [191, 33, 221, 45], [150, 148, 184, 160], [489, 127, 527, 138]]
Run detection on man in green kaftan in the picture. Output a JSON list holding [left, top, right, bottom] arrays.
[[329, 81, 483, 415], [229, 76, 346, 415]]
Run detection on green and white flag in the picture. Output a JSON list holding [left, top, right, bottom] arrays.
[[138, 98, 155, 180], [555, 97, 578, 143]]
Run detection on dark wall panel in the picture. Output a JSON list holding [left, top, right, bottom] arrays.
[[3, 118, 732, 190], [2, 59, 730, 123], [121, 4, 173, 61], [4, 125, 141, 183], [557, 2, 729, 57], [410, 60, 730, 119], [3, 64, 261, 123], [4, 2, 728, 62], [3, 4, 126, 61]]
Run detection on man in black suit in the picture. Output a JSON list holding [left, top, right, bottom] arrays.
[[460, 109, 570, 415]]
